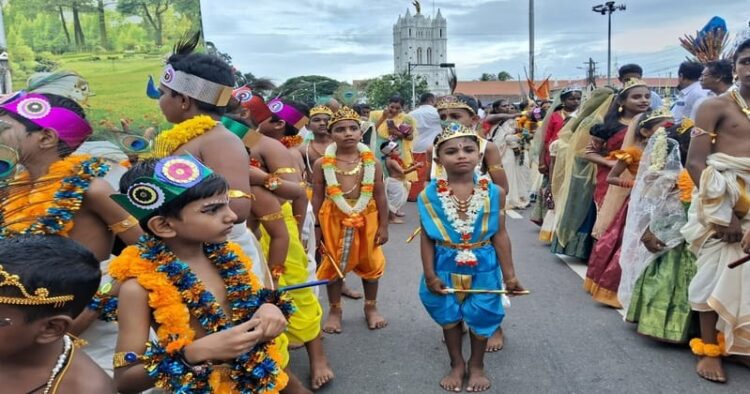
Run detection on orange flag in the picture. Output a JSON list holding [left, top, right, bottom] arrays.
[[535, 78, 550, 100]]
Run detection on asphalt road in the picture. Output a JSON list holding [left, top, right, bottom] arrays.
[[289, 202, 750, 393]]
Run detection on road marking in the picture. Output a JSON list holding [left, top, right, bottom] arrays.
[[555, 253, 627, 318], [506, 209, 523, 219]]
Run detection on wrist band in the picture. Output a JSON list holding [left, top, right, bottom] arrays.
[[264, 175, 282, 191], [109, 215, 138, 234], [113, 351, 146, 368]]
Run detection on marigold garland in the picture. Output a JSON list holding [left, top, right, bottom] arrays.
[[109, 235, 294, 393], [0, 155, 109, 238], [677, 169, 695, 203], [280, 135, 303, 149], [149, 115, 218, 158], [322, 142, 376, 224], [608, 147, 643, 175]]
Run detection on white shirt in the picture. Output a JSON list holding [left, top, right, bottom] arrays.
[[671, 81, 710, 122], [409, 104, 442, 153]]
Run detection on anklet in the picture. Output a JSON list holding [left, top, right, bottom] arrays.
[[689, 338, 724, 357], [329, 302, 342, 309], [364, 300, 377, 307]]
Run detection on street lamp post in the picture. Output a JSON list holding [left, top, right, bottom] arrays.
[[407, 62, 455, 108], [592, 2, 626, 86]]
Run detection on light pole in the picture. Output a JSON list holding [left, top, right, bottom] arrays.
[[592, 1, 626, 86], [408, 62, 455, 108]]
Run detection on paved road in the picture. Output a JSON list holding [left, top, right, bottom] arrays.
[[289, 202, 750, 393]]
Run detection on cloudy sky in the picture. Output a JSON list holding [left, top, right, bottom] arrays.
[[202, 0, 750, 84]]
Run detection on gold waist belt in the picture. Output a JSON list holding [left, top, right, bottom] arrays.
[[436, 239, 491, 250]]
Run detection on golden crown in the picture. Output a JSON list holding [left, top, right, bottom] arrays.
[[621, 78, 648, 94], [0, 264, 74, 308], [435, 122, 479, 147], [329, 106, 361, 126], [310, 105, 334, 118], [639, 107, 674, 126], [436, 96, 476, 114]]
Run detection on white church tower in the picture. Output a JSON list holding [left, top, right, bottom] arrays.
[[393, 6, 449, 96]]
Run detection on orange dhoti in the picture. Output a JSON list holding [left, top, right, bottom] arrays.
[[317, 199, 386, 281]]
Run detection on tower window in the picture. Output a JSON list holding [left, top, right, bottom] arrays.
[[409, 28, 412, 37], [427, 48, 433, 64], [417, 48, 423, 64], [440, 29, 443, 38]]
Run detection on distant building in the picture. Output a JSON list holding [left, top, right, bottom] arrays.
[[393, 7, 450, 96]]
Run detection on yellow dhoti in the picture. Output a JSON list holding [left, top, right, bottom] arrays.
[[317, 199, 386, 281], [260, 202, 323, 346]]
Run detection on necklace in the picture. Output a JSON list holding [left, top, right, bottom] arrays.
[[322, 143, 376, 222], [280, 135, 303, 149], [38, 335, 73, 394], [436, 178, 490, 267], [149, 115, 218, 158], [334, 161, 362, 176], [729, 86, 750, 121]]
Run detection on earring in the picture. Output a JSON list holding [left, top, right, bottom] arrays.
[[618, 106, 623, 113], [181, 105, 187, 110]]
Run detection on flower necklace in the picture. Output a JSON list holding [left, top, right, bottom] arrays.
[[0, 155, 109, 238], [729, 85, 750, 121], [436, 178, 490, 267], [280, 135, 303, 149], [149, 115, 218, 158], [109, 235, 293, 393], [322, 143, 376, 223], [648, 128, 668, 171]]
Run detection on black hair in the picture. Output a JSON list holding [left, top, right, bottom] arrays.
[[705, 60, 734, 85], [519, 100, 531, 111], [270, 100, 310, 136], [678, 61, 704, 81], [119, 159, 229, 235], [419, 92, 435, 105], [735, 38, 750, 64], [453, 94, 479, 114], [491, 99, 508, 113], [618, 64, 643, 80], [0, 235, 100, 322], [388, 95, 405, 106], [167, 31, 235, 115], [0, 93, 88, 157], [666, 121, 692, 167], [591, 87, 648, 140]]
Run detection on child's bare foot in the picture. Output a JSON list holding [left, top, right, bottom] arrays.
[[364, 301, 388, 330], [322, 305, 342, 334], [466, 366, 491, 392], [440, 361, 465, 392], [395, 210, 406, 217], [486, 329, 504, 352], [282, 370, 313, 394], [389, 218, 405, 224], [696, 357, 726, 383], [341, 284, 363, 299], [310, 357, 334, 390]]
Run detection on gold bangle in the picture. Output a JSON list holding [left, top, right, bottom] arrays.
[[258, 211, 285, 222], [229, 189, 255, 200], [273, 167, 297, 175], [488, 164, 504, 172], [108, 215, 138, 235], [113, 351, 145, 368]]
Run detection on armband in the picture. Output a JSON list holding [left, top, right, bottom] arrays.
[[259, 211, 285, 222], [108, 215, 138, 235], [273, 167, 297, 175]]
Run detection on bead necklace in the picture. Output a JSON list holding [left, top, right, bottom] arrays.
[[41, 335, 73, 394]]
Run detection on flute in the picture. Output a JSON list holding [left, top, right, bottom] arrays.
[[279, 280, 330, 292], [444, 288, 531, 295], [728, 254, 750, 269]]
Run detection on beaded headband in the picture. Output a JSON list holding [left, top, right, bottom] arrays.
[[435, 122, 479, 147], [0, 264, 74, 307], [160, 64, 233, 107], [110, 155, 214, 220], [267, 98, 308, 130], [0, 93, 93, 149], [310, 105, 334, 118], [231, 87, 273, 126], [329, 106, 360, 127], [436, 96, 476, 115]]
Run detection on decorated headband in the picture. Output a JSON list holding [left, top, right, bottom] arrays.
[[436, 96, 476, 115], [231, 87, 273, 125], [435, 122, 479, 147], [329, 106, 360, 127], [620, 78, 649, 94], [0, 264, 74, 308], [160, 64, 233, 107], [0, 93, 92, 148], [380, 140, 399, 155], [267, 98, 308, 130], [110, 155, 214, 220], [639, 107, 674, 127], [560, 86, 583, 96], [220, 116, 262, 149], [310, 105, 334, 118]]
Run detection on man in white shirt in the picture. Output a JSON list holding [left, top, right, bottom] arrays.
[[671, 61, 711, 122], [408, 92, 442, 200]]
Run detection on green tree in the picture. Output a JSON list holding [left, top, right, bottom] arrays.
[[497, 71, 513, 81], [117, 0, 195, 46], [275, 76, 340, 106], [479, 73, 497, 81], [364, 73, 427, 109]]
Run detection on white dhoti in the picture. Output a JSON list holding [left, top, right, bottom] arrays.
[[229, 222, 270, 287], [682, 153, 750, 355], [385, 177, 409, 213], [302, 202, 319, 296]]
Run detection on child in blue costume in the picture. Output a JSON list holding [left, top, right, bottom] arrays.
[[419, 122, 521, 393]]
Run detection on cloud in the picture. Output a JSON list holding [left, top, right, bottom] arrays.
[[201, 0, 750, 83]]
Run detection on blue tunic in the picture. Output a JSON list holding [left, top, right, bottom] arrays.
[[417, 179, 505, 338]]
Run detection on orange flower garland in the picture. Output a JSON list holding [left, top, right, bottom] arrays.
[[676, 169, 695, 203]]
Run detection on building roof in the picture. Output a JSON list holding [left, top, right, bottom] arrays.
[[455, 78, 679, 98]]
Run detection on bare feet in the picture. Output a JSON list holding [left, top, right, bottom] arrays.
[[322, 306, 342, 334], [486, 329, 504, 352], [395, 210, 406, 217], [466, 366, 491, 392], [341, 284, 363, 299], [440, 362, 465, 392], [282, 370, 313, 394], [310, 357, 334, 390], [389, 218, 405, 224], [696, 357, 726, 383], [364, 302, 388, 330]]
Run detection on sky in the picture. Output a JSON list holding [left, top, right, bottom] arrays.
[[201, 0, 750, 84]]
